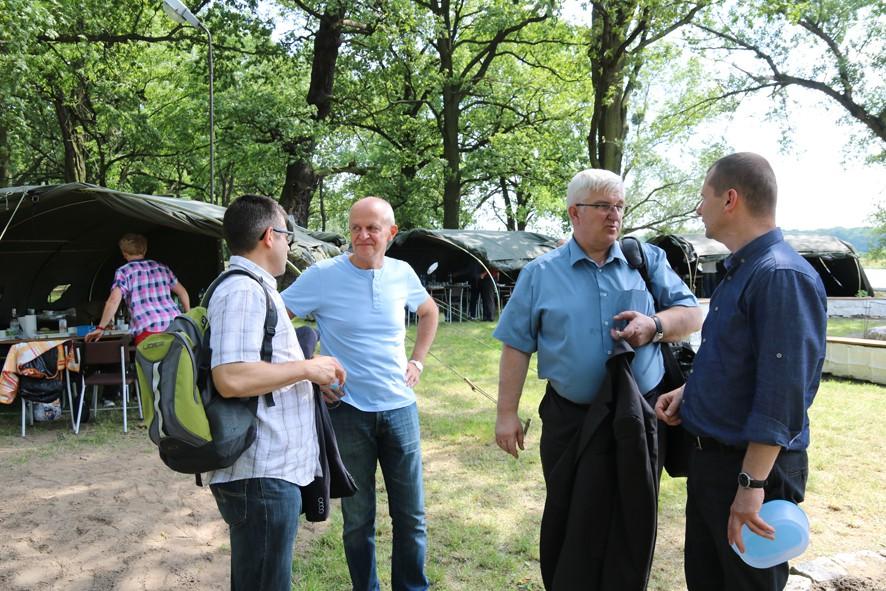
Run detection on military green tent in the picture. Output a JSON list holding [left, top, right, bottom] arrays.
[[386, 228, 561, 283], [648, 233, 874, 298], [0, 183, 339, 325]]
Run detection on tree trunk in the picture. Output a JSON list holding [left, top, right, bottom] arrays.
[[501, 177, 516, 231], [0, 122, 9, 187], [586, 1, 634, 176], [307, 11, 344, 120], [52, 87, 87, 183], [516, 188, 529, 231], [280, 6, 345, 225], [441, 81, 462, 229], [318, 177, 326, 231], [280, 155, 319, 227]]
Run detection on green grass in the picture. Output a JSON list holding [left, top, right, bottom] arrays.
[[2, 323, 884, 590], [827, 316, 886, 338], [297, 324, 885, 590], [0, 402, 143, 465]]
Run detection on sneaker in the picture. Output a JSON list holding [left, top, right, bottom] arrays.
[[102, 399, 116, 408]]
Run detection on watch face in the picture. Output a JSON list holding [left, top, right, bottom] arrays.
[[738, 472, 765, 488]]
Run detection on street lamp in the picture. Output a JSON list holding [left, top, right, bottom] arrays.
[[162, 0, 215, 204]]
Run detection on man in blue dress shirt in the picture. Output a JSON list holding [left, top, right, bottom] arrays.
[[493, 169, 702, 583], [656, 152, 827, 591], [494, 168, 701, 457]]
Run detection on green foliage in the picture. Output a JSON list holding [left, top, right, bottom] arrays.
[[870, 202, 886, 257], [692, 0, 886, 155], [8, 0, 875, 234]]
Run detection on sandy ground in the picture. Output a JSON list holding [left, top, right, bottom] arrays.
[[0, 431, 231, 590], [1, 422, 882, 590]]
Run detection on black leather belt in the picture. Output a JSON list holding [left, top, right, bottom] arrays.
[[693, 436, 746, 452]]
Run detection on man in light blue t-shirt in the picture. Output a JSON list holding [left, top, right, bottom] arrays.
[[281, 197, 439, 591]]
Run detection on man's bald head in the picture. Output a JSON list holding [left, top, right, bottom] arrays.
[[350, 197, 395, 226]]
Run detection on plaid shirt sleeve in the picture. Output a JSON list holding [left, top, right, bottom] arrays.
[[112, 267, 130, 298], [208, 281, 269, 367]]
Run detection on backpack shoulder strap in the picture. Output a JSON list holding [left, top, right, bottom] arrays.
[[620, 236, 660, 311], [202, 267, 278, 407]]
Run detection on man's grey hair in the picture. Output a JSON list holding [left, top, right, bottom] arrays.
[[566, 169, 625, 206]]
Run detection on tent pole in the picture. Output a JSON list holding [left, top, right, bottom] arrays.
[[0, 191, 28, 243]]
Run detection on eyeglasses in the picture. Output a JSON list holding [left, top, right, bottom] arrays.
[[269, 227, 295, 247], [575, 202, 625, 215]]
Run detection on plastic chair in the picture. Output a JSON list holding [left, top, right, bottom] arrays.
[[74, 337, 142, 433]]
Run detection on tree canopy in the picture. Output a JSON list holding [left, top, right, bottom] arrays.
[[1, 0, 882, 233]]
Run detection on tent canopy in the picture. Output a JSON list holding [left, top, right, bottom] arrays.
[[649, 233, 874, 297], [386, 228, 561, 282], [0, 183, 339, 325]]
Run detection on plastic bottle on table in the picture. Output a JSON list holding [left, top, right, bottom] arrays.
[[9, 307, 19, 336]]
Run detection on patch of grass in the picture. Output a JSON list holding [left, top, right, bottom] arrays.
[[2, 322, 883, 590], [804, 379, 886, 556], [827, 317, 882, 338], [859, 256, 886, 268], [0, 403, 144, 466]]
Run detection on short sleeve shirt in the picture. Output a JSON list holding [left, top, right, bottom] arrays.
[[281, 255, 430, 412], [493, 238, 697, 403], [206, 256, 320, 487], [113, 259, 182, 335]]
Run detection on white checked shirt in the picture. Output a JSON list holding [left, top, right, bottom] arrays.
[[205, 256, 320, 487]]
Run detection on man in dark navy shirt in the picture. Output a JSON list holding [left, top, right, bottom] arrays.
[[655, 152, 827, 591]]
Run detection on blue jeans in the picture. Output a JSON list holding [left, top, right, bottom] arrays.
[[330, 402, 429, 591], [210, 478, 302, 591]]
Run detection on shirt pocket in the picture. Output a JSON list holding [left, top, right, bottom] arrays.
[[614, 289, 654, 320]]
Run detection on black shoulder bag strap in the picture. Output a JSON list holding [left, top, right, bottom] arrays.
[[621, 237, 693, 478], [621, 236, 656, 307], [620, 236, 685, 389], [202, 267, 277, 407]]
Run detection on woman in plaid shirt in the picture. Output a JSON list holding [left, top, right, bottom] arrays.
[[86, 233, 190, 345]]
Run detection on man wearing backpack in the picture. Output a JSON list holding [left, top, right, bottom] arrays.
[[208, 194, 347, 591], [282, 196, 439, 591]]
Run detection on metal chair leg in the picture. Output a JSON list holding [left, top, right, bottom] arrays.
[[21, 398, 26, 437], [120, 345, 128, 433]]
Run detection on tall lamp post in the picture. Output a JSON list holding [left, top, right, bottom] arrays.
[[162, 0, 215, 204]]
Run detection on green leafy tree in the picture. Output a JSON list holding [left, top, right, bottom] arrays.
[[692, 0, 886, 151], [584, 0, 709, 175], [416, 0, 551, 228]]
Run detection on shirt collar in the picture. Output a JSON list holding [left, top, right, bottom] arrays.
[[228, 255, 278, 288], [567, 236, 626, 268], [723, 228, 783, 272]]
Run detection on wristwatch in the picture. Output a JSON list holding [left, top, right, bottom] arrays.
[[408, 359, 424, 373], [651, 315, 664, 343], [737, 471, 767, 489]]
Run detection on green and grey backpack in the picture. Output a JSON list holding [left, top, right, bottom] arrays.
[[135, 268, 276, 485]]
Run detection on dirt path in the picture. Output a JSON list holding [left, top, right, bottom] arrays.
[[0, 431, 230, 590]]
